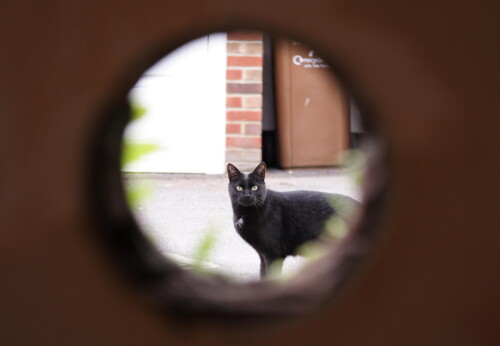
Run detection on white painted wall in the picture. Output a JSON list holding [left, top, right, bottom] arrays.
[[123, 33, 227, 174]]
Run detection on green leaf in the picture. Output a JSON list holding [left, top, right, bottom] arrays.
[[296, 241, 329, 263], [124, 182, 152, 209], [121, 142, 159, 166], [130, 104, 147, 121], [192, 229, 217, 273], [269, 258, 285, 278], [325, 216, 348, 239]]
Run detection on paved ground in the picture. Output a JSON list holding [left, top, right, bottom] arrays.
[[123, 167, 363, 282]]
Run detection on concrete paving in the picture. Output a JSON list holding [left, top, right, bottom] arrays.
[[123, 167, 363, 282]]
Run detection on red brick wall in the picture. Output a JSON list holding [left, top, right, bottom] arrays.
[[226, 31, 263, 170]]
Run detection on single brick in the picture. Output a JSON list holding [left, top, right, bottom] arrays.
[[227, 56, 263, 67], [226, 123, 242, 134], [227, 42, 243, 54], [244, 123, 262, 135], [243, 69, 263, 81], [227, 110, 262, 121], [227, 31, 263, 41], [227, 42, 263, 55], [226, 96, 242, 108], [226, 69, 242, 80], [243, 95, 262, 108], [226, 136, 262, 149], [226, 70, 243, 80], [227, 83, 262, 94], [244, 42, 263, 55]]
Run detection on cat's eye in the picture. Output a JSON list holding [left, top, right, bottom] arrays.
[[236, 186, 243, 191], [251, 186, 258, 191]]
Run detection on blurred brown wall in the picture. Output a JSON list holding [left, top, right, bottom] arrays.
[[1, 1, 499, 345]]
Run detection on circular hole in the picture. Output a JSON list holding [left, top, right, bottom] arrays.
[[94, 30, 390, 319]]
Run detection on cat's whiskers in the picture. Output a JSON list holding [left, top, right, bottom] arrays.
[[254, 198, 265, 208]]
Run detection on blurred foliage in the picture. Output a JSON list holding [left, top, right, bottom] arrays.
[[269, 259, 285, 279], [340, 149, 367, 187], [124, 181, 152, 209], [121, 142, 159, 167], [191, 227, 218, 273], [121, 103, 157, 209], [122, 103, 221, 276], [325, 216, 349, 239], [296, 241, 330, 264], [130, 104, 147, 121], [291, 151, 364, 276], [123, 103, 219, 275]]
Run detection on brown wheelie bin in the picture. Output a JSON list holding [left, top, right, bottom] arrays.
[[274, 39, 349, 168]]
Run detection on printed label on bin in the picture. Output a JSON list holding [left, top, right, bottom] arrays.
[[292, 50, 329, 69]]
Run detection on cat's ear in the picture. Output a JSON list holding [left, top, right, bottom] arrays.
[[227, 163, 242, 181], [252, 162, 266, 180]]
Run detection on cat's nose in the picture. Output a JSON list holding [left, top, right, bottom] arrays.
[[243, 195, 251, 200]]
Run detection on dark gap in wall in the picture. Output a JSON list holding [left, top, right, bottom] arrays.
[[261, 34, 279, 168]]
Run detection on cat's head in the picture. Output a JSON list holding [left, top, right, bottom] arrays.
[[227, 162, 267, 207]]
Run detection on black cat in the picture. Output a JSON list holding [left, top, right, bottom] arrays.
[[227, 162, 360, 279]]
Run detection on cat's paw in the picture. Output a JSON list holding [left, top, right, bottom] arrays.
[[235, 218, 244, 231]]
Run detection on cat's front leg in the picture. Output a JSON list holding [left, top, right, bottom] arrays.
[[259, 254, 269, 278]]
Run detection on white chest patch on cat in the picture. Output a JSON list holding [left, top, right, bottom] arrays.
[[235, 218, 244, 230]]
